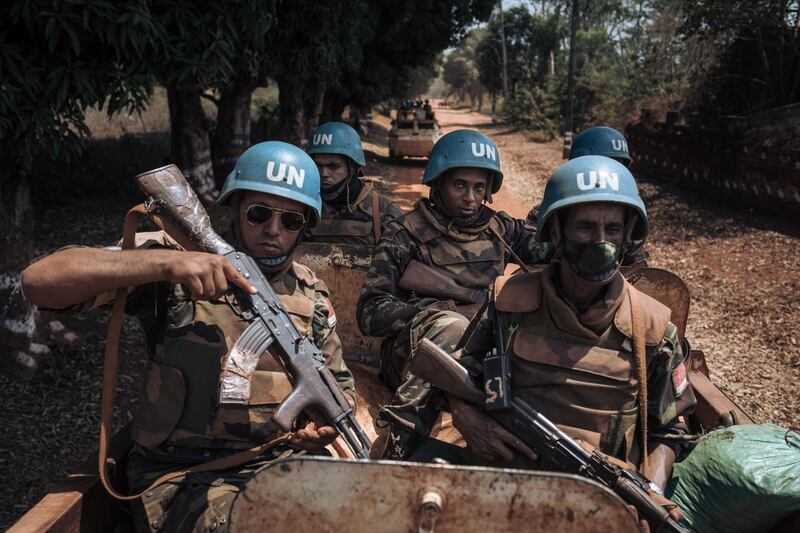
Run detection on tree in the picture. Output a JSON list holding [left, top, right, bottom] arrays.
[[146, 1, 276, 197], [0, 0, 153, 376]]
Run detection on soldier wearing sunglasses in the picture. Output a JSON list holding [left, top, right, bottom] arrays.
[[306, 121, 403, 245], [22, 141, 356, 533]]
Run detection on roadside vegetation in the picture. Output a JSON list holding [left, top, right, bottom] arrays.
[[440, 1, 800, 136]]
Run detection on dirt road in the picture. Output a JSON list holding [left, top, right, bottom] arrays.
[[2, 104, 798, 528]]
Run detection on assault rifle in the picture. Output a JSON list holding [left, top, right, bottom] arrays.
[[398, 259, 485, 317], [135, 165, 372, 458], [409, 338, 689, 533]]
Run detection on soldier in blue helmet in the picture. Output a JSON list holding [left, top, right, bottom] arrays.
[[528, 126, 648, 265], [22, 142, 356, 532], [357, 129, 553, 460], [306, 121, 403, 245], [570, 126, 632, 166], [450, 155, 694, 524]]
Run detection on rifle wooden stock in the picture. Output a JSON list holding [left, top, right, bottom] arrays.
[[409, 339, 484, 405], [135, 165, 233, 255], [399, 259, 485, 305]]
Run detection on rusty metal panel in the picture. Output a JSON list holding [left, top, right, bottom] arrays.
[[230, 457, 642, 532], [688, 369, 754, 431], [626, 268, 691, 343], [295, 243, 382, 366]]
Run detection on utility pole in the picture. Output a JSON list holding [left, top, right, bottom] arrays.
[[498, 0, 509, 109], [563, 0, 579, 158]]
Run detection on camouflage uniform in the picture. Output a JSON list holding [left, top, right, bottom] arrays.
[[64, 231, 353, 532], [306, 180, 404, 245], [357, 198, 552, 445], [459, 261, 696, 469]]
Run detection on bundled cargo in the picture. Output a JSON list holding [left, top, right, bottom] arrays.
[[667, 424, 800, 533]]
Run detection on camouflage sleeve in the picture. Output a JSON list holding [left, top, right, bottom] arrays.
[[356, 222, 422, 337], [312, 278, 355, 402], [496, 211, 554, 267], [647, 322, 696, 455], [379, 197, 405, 231]]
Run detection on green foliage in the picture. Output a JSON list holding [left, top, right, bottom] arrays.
[[0, 0, 155, 161]]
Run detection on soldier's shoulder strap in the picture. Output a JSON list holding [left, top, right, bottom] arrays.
[[614, 280, 672, 346], [291, 262, 320, 287], [493, 270, 543, 313], [399, 209, 440, 243]]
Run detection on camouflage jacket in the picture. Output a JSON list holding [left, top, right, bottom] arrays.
[[460, 262, 696, 464], [61, 231, 354, 451], [357, 198, 553, 338], [305, 180, 404, 245]]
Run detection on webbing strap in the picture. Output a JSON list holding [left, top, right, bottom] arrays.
[[487, 223, 532, 274], [371, 189, 381, 243], [97, 204, 292, 501], [628, 286, 650, 474]]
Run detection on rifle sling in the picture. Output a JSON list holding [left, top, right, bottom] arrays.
[[487, 223, 531, 274], [371, 189, 381, 243], [628, 285, 650, 475], [98, 204, 292, 502]]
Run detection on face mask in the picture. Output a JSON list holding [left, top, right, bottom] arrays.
[[561, 239, 623, 283]]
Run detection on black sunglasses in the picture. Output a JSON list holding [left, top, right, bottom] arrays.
[[244, 204, 307, 232]]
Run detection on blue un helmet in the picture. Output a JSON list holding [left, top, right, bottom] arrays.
[[218, 141, 322, 228], [569, 126, 632, 167], [537, 155, 648, 242], [307, 121, 366, 168], [422, 129, 503, 194]]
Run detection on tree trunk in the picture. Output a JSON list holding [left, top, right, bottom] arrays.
[[277, 77, 307, 145], [212, 80, 256, 188], [167, 81, 218, 202], [0, 160, 48, 377], [320, 90, 347, 123], [304, 82, 326, 140]]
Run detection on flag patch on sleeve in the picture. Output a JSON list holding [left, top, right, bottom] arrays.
[[672, 363, 688, 397], [325, 298, 337, 328]]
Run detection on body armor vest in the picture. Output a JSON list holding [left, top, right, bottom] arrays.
[[400, 203, 507, 292], [493, 267, 671, 463], [130, 263, 318, 451], [311, 181, 381, 245]]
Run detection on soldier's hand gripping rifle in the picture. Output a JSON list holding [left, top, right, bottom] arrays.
[[409, 338, 689, 533], [135, 165, 372, 459]]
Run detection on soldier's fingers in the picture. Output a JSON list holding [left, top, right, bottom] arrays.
[[211, 267, 228, 299], [490, 440, 515, 462], [222, 261, 257, 294], [199, 273, 216, 300], [185, 276, 204, 300], [492, 424, 538, 461]]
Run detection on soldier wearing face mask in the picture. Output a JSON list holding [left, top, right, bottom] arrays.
[[305, 121, 403, 245], [357, 129, 553, 460], [450, 156, 695, 523]]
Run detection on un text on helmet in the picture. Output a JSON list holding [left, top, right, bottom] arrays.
[[313, 133, 333, 146], [266, 161, 305, 188], [611, 139, 629, 153], [471, 142, 497, 161], [576, 171, 619, 191]]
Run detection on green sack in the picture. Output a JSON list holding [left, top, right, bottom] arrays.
[[666, 424, 800, 533]]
